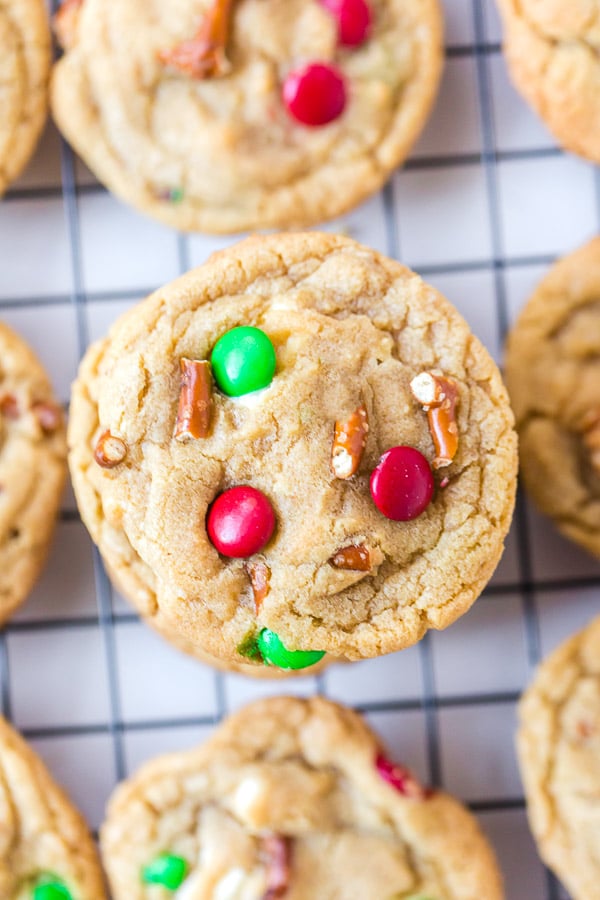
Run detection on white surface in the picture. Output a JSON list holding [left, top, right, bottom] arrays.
[[1, 2, 599, 898]]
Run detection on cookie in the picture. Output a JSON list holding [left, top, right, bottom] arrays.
[[518, 616, 600, 900], [496, 0, 600, 162], [0, 715, 106, 899], [50, 0, 443, 233], [0, 0, 51, 196], [0, 322, 67, 623], [101, 695, 504, 898], [68, 232, 517, 674], [505, 238, 600, 558]]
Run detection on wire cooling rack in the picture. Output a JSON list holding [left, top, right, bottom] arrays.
[[1, 1, 599, 897]]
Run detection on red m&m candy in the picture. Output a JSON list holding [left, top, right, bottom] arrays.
[[321, 0, 372, 47], [370, 446, 434, 521], [283, 63, 347, 126], [207, 486, 275, 558]]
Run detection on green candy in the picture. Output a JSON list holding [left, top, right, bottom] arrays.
[[211, 326, 276, 397], [33, 882, 72, 900], [237, 630, 262, 661], [257, 628, 325, 671], [142, 854, 188, 890]]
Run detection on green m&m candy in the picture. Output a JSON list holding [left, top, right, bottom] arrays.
[[142, 853, 188, 890], [257, 628, 325, 671], [211, 326, 276, 397], [33, 881, 72, 900]]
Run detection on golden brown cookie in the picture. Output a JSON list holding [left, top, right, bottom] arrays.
[[101, 695, 504, 899], [496, 0, 600, 162], [68, 232, 517, 675], [50, 0, 443, 233], [518, 616, 600, 900], [0, 0, 51, 195], [0, 321, 67, 623], [0, 715, 106, 898], [505, 238, 600, 558]]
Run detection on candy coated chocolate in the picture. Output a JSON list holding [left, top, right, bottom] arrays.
[[207, 486, 276, 558], [370, 446, 434, 521], [211, 326, 276, 397]]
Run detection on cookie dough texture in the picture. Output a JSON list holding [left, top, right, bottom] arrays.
[[0, 322, 67, 623], [496, 0, 600, 162], [0, 0, 51, 195], [51, 0, 443, 233], [0, 715, 106, 898], [518, 616, 600, 900], [69, 233, 517, 671], [505, 238, 600, 557], [102, 696, 504, 899]]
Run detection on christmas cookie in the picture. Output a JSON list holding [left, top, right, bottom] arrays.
[[101, 695, 504, 899], [68, 232, 517, 674], [496, 0, 600, 162], [0, 321, 66, 623], [0, 715, 106, 899], [50, 0, 443, 233], [518, 616, 600, 900], [0, 0, 51, 195], [505, 238, 600, 558]]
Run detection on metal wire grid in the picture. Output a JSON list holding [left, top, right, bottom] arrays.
[[0, 1, 598, 897]]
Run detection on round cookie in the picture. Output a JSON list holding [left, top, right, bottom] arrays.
[[0, 715, 106, 898], [496, 0, 600, 162], [517, 616, 600, 900], [505, 238, 600, 558], [68, 232, 517, 674], [0, 322, 67, 623], [101, 695, 504, 899], [0, 0, 51, 196], [50, 0, 443, 233]]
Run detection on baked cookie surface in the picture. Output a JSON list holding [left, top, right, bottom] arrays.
[[505, 238, 600, 558], [0, 0, 51, 195], [50, 0, 443, 233], [0, 322, 66, 623], [101, 695, 504, 899], [0, 715, 106, 899], [68, 232, 517, 672], [518, 616, 600, 900], [496, 0, 600, 162]]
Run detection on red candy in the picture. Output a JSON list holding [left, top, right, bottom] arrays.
[[207, 486, 275, 558], [375, 753, 426, 799], [370, 446, 434, 521], [283, 63, 347, 126], [321, 0, 372, 47]]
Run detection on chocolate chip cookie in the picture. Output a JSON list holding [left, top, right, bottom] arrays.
[[101, 695, 504, 899], [50, 0, 443, 232], [505, 238, 600, 558], [0, 0, 51, 195], [496, 0, 600, 162], [518, 615, 600, 900], [0, 321, 66, 623], [68, 232, 517, 674], [0, 715, 106, 899]]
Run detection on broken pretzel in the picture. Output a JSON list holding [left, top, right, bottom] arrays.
[[330, 543, 371, 571], [159, 0, 234, 80], [244, 560, 271, 614], [174, 358, 213, 440], [331, 405, 369, 479], [581, 408, 600, 474], [410, 371, 459, 469], [262, 834, 291, 900], [94, 429, 128, 468]]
